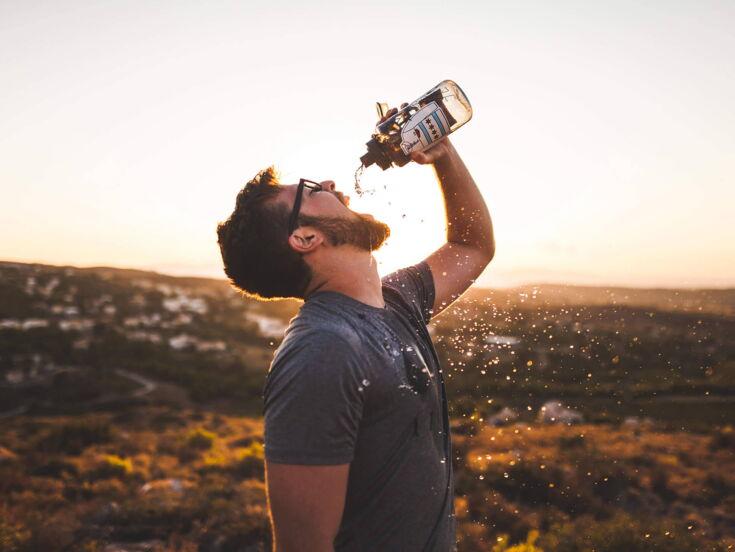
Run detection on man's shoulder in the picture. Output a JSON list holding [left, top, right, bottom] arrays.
[[381, 261, 433, 293], [285, 299, 361, 340], [266, 311, 365, 390], [277, 302, 364, 358], [381, 262, 436, 323]]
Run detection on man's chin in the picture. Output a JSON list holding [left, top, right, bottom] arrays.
[[307, 212, 390, 252], [351, 209, 374, 219], [363, 217, 391, 251]]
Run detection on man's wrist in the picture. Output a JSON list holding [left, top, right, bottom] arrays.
[[432, 140, 458, 168]]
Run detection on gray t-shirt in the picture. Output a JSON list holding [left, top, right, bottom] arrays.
[[263, 262, 455, 551]]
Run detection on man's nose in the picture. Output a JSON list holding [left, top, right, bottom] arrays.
[[320, 180, 336, 192]]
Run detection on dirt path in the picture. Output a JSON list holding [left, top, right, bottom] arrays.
[[114, 368, 157, 398]]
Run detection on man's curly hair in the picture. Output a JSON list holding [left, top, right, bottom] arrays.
[[217, 167, 312, 300]]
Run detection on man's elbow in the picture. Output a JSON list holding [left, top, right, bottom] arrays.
[[449, 238, 495, 267]]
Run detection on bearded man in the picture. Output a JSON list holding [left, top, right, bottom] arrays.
[[217, 107, 494, 551]]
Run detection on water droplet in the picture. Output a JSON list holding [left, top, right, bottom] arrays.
[[354, 164, 365, 195], [362, 379, 370, 386]]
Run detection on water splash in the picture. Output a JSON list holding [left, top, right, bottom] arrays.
[[354, 164, 365, 196]]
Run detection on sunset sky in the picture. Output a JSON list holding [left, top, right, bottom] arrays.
[[1, 1, 733, 288]]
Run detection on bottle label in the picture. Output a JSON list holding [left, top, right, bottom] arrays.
[[399, 101, 450, 155]]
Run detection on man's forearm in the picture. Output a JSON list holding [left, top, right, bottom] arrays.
[[432, 141, 495, 260]]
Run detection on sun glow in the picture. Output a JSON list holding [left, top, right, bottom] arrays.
[[1, 2, 733, 287], [350, 165, 448, 278]]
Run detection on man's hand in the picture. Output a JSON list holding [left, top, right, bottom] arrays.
[[409, 138, 454, 165], [378, 104, 453, 166], [379, 102, 494, 317]]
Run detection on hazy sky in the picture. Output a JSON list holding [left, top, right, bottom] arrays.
[[1, 1, 733, 288]]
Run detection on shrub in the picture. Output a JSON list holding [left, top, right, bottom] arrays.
[[30, 458, 79, 479], [0, 465, 28, 494], [88, 454, 133, 480], [233, 442, 264, 479], [34, 419, 112, 455], [492, 530, 544, 552], [701, 472, 734, 506], [108, 498, 197, 541], [650, 470, 677, 502], [150, 411, 187, 430], [591, 466, 635, 504], [466, 491, 532, 543], [185, 428, 216, 451], [539, 513, 724, 552], [558, 434, 586, 449], [197, 515, 270, 552], [6, 510, 80, 552], [457, 521, 490, 551], [0, 515, 31, 552], [710, 425, 735, 451], [484, 462, 564, 508]]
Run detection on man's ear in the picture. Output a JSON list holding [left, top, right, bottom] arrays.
[[288, 226, 324, 254]]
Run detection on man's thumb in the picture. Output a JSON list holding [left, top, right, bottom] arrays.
[[410, 151, 429, 164]]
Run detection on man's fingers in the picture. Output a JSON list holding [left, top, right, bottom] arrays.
[[378, 107, 398, 124], [378, 104, 409, 124]]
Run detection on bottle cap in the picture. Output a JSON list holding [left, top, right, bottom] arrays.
[[361, 139, 392, 170]]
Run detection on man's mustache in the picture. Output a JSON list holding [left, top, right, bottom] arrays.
[[333, 190, 350, 207]]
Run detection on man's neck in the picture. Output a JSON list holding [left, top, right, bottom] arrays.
[[305, 251, 384, 308]]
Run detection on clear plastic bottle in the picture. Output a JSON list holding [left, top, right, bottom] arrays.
[[360, 79, 473, 170]]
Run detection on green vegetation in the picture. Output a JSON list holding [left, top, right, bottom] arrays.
[[540, 513, 718, 552], [2, 261, 733, 427], [1, 262, 733, 550], [33, 419, 112, 455], [185, 427, 216, 450], [0, 408, 733, 550], [0, 409, 269, 551], [492, 530, 542, 552], [90, 454, 133, 480], [0, 261, 296, 413]]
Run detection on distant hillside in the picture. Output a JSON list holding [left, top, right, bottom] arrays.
[[0, 260, 300, 319], [1, 260, 733, 427], [463, 284, 735, 317], [0, 260, 299, 414], [5, 260, 731, 315]]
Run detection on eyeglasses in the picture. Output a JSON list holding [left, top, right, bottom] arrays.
[[288, 178, 323, 236]]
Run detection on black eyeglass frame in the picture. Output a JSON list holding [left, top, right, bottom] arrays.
[[287, 178, 323, 236]]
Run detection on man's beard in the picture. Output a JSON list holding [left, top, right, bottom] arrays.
[[299, 212, 390, 252]]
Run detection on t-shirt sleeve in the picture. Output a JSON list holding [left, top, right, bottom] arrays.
[[382, 260, 436, 324], [263, 331, 366, 465]]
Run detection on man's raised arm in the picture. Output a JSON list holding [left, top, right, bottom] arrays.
[[412, 138, 495, 317]]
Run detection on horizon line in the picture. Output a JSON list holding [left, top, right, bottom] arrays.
[[2, 258, 734, 293]]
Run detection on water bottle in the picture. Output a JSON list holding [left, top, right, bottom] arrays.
[[359, 79, 473, 170]]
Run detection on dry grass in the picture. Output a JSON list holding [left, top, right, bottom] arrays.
[[1, 408, 733, 551]]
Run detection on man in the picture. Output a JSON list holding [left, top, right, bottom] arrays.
[[217, 106, 494, 551]]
